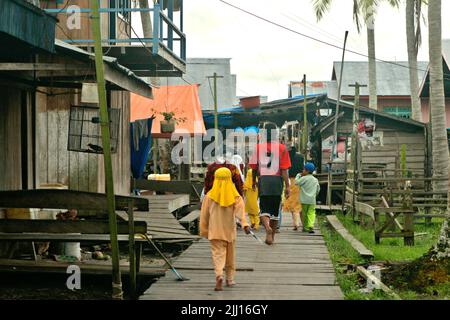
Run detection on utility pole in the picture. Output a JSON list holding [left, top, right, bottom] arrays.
[[207, 73, 223, 155], [90, 0, 123, 300], [331, 31, 349, 162], [302, 74, 308, 163], [349, 82, 366, 130], [349, 82, 366, 221]]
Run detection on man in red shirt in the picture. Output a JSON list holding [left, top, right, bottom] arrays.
[[249, 123, 291, 245]]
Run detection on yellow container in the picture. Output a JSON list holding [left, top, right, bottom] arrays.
[[148, 174, 171, 181], [6, 208, 38, 220]]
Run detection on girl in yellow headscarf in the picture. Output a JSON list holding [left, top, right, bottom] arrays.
[[243, 168, 260, 230], [200, 167, 250, 291]]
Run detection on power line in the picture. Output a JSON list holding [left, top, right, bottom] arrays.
[[217, 0, 450, 82]]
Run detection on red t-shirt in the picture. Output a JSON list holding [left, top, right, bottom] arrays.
[[249, 142, 291, 176]]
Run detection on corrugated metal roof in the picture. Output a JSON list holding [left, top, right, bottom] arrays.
[[54, 39, 151, 92], [325, 97, 425, 129], [333, 61, 428, 96]]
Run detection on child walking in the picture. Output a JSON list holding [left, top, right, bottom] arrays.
[[200, 167, 250, 291], [295, 162, 320, 234], [243, 168, 260, 230]]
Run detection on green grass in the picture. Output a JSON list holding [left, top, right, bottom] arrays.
[[318, 213, 447, 300], [336, 212, 443, 262], [318, 216, 391, 300]]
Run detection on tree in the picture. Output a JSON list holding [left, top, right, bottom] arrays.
[[405, 0, 425, 121], [312, 0, 400, 110], [427, 0, 449, 195]]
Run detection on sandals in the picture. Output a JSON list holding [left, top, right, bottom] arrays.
[[214, 276, 223, 291]]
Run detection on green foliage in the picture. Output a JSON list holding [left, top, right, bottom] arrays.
[[318, 216, 392, 300], [319, 212, 448, 300], [401, 144, 407, 177], [162, 111, 175, 121], [312, 0, 400, 33], [337, 211, 442, 261]]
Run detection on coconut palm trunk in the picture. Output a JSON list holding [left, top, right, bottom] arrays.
[[406, 0, 423, 122], [367, 25, 378, 110], [428, 0, 449, 194]]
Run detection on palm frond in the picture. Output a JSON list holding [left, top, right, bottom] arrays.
[[415, 0, 422, 51], [311, 0, 333, 21], [353, 0, 362, 33]]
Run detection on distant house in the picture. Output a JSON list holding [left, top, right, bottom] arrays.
[[332, 61, 429, 118], [419, 39, 450, 128], [165, 58, 238, 111], [289, 81, 338, 99]]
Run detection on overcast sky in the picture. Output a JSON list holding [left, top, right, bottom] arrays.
[[181, 0, 450, 101]]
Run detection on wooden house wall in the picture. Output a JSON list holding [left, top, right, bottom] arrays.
[[36, 88, 132, 195], [0, 86, 22, 190], [321, 117, 426, 173], [35, 88, 99, 192], [97, 91, 131, 196]]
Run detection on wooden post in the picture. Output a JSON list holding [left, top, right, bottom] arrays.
[[404, 214, 415, 246], [128, 199, 136, 299], [342, 137, 349, 212], [349, 83, 366, 222], [207, 73, 223, 154], [400, 144, 407, 178], [331, 31, 349, 162], [90, 0, 123, 300], [153, 138, 159, 175]]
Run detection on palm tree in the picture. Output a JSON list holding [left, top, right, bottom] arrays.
[[405, 0, 425, 122], [427, 0, 449, 195], [313, 0, 400, 110]]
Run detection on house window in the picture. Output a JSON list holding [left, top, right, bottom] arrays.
[[383, 106, 412, 119]]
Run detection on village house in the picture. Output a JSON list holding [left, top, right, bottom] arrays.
[[291, 61, 428, 119], [0, 0, 195, 280], [0, 0, 186, 196], [419, 39, 450, 129]]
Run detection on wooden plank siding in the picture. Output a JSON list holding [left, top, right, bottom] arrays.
[[35, 88, 131, 195], [321, 116, 426, 173], [0, 86, 22, 190], [97, 91, 131, 196]]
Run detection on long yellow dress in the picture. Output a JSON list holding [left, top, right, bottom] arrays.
[[282, 177, 302, 228], [243, 169, 260, 230]]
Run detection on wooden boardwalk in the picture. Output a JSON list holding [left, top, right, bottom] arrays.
[[141, 213, 343, 300], [117, 194, 199, 243]]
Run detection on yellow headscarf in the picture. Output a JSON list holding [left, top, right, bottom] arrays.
[[207, 167, 240, 207]]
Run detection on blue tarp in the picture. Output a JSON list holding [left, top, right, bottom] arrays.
[[130, 118, 154, 180], [202, 94, 326, 129]]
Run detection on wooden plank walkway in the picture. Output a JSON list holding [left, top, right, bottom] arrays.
[[141, 212, 343, 300], [117, 194, 199, 243]]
